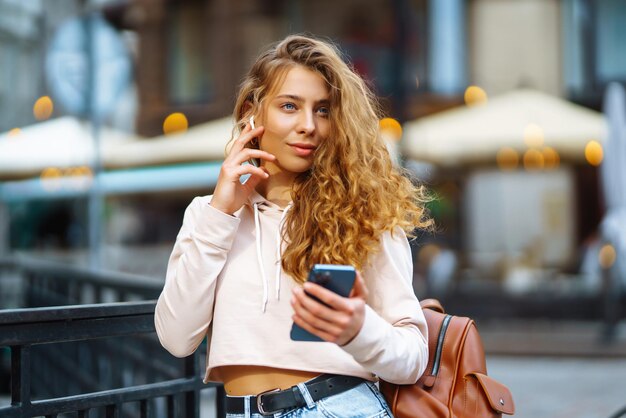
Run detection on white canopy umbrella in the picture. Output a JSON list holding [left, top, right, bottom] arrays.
[[0, 116, 237, 200], [0, 116, 235, 180], [0, 117, 134, 180], [103, 116, 234, 169], [403, 89, 607, 166]]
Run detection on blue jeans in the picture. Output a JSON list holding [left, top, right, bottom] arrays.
[[226, 381, 393, 418]]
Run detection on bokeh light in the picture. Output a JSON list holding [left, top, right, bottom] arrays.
[[598, 244, 616, 269], [524, 123, 544, 148], [163, 112, 189, 135], [496, 147, 519, 171], [73, 166, 93, 177], [523, 149, 544, 171], [67, 166, 94, 190], [464, 86, 488, 107], [379, 118, 403, 142], [40, 167, 62, 179], [40, 167, 63, 191], [542, 147, 560, 170], [8, 128, 21, 137], [584, 140, 603, 166], [33, 96, 54, 121]]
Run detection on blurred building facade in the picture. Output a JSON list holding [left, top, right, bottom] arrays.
[[1, 0, 626, 315]]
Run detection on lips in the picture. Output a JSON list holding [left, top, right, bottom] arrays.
[[288, 143, 316, 157]]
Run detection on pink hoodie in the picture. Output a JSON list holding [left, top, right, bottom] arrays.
[[154, 191, 428, 384]]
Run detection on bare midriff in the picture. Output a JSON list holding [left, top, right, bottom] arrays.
[[214, 365, 321, 396]]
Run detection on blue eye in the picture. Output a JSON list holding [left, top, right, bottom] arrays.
[[317, 107, 330, 117], [282, 103, 296, 111]]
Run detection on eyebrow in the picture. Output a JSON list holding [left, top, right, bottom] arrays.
[[274, 94, 330, 104]]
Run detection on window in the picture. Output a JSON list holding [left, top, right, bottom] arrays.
[[564, 0, 626, 99], [167, 0, 213, 105]]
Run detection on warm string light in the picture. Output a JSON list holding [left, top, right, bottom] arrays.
[[8, 128, 22, 137], [523, 149, 544, 171], [33, 96, 54, 121], [40, 166, 93, 192], [379, 118, 403, 142], [585, 140, 603, 166], [598, 244, 616, 269], [464, 86, 488, 107], [523, 123, 544, 148], [542, 147, 560, 169], [497, 124, 561, 171], [163, 112, 189, 135], [496, 147, 519, 171]]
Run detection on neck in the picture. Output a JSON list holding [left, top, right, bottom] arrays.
[[256, 170, 296, 208]]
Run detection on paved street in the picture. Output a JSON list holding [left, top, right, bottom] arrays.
[[488, 356, 626, 418]]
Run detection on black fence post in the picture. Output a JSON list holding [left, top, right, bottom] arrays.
[[216, 385, 226, 418], [184, 353, 200, 418], [11, 344, 32, 410]]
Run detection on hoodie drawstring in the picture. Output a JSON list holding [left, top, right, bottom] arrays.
[[253, 202, 269, 312], [254, 201, 292, 313], [275, 203, 292, 301]]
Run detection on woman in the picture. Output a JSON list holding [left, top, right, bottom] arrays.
[[155, 34, 431, 418]]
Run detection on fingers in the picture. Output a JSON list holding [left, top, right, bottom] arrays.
[[302, 282, 352, 311], [232, 164, 269, 180], [291, 285, 366, 345], [225, 123, 275, 168], [293, 287, 344, 321], [292, 312, 337, 342], [291, 288, 345, 339], [231, 124, 264, 153], [230, 148, 276, 166]]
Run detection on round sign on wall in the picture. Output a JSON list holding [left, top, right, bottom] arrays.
[[45, 13, 132, 121]]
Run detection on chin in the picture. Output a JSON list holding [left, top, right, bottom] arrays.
[[279, 159, 314, 174]]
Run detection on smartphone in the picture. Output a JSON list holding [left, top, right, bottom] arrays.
[[247, 116, 259, 168], [290, 264, 357, 342]]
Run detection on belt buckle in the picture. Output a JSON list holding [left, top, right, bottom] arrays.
[[256, 387, 282, 416]]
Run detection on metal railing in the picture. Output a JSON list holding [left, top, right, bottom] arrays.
[[0, 257, 226, 418], [0, 255, 164, 307], [0, 300, 225, 417]]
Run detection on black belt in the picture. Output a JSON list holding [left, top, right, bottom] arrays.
[[225, 374, 366, 416]]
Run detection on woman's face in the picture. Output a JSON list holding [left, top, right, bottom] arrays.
[[258, 65, 331, 179]]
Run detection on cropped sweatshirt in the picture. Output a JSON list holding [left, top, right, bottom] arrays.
[[154, 191, 428, 385]]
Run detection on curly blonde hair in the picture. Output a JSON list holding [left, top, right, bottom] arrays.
[[232, 34, 432, 283]]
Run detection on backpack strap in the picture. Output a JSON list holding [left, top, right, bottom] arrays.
[[419, 298, 445, 313]]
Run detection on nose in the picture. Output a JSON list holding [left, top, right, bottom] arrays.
[[297, 110, 316, 136]]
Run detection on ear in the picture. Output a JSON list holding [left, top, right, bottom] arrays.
[[242, 100, 265, 126], [242, 101, 254, 120]]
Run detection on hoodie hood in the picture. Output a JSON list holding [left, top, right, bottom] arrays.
[[246, 189, 273, 209]]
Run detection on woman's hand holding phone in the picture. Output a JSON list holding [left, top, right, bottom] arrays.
[[211, 119, 275, 215], [290, 271, 369, 346]]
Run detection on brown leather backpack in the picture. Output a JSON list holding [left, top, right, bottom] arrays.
[[380, 299, 515, 417]]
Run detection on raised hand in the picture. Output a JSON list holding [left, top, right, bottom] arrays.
[[210, 122, 275, 215]]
